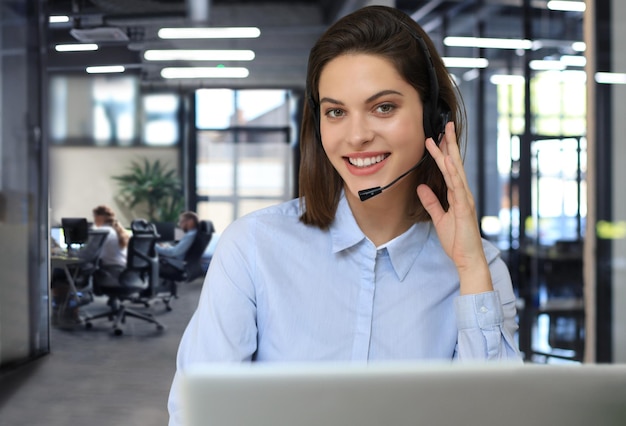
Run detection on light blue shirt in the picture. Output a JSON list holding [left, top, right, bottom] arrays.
[[168, 194, 521, 425], [156, 229, 197, 260]]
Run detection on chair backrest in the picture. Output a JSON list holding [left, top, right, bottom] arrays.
[[72, 229, 110, 289], [79, 229, 109, 264], [183, 220, 214, 281], [118, 219, 160, 294]]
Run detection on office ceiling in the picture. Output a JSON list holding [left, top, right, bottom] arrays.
[[46, 0, 585, 89]]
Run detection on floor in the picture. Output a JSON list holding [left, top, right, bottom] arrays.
[[0, 278, 204, 426]]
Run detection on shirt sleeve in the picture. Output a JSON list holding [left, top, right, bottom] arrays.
[[156, 230, 196, 259], [453, 256, 522, 362]]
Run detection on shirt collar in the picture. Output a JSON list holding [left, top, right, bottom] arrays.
[[384, 221, 431, 281], [328, 192, 432, 281], [329, 193, 367, 253]]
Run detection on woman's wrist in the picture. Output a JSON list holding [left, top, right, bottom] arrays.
[[457, 262, 493, 295]]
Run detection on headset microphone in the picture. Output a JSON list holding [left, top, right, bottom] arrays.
[[358, 155, 428, 201]]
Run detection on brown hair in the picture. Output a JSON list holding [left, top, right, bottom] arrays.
[[299, 5, 466, 228], [179, 211, 199, 228], [92, 205, 129, 249]]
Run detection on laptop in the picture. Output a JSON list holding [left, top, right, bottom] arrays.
[[180, 362, 626, 426]]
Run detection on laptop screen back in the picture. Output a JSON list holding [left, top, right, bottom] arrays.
[[180, 362, 626, 426]]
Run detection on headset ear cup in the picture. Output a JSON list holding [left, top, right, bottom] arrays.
[[432, 108, 450, 145], [422, 100, 435, 141]]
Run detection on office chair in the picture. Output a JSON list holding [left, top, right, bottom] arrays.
[[156, 219, 214, 311], [72, 229, 110, 290], [85, 219, 164, 336]]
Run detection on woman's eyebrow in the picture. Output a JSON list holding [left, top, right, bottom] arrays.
[[319, 89, 403, 106], [365, 89, 403, 103], [319, 96, 343, 105]]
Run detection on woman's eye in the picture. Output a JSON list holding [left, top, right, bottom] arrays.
[[326, 108, 344, 118], [376, 103, 395, 114]]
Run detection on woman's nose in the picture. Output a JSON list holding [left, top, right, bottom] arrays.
[[346, 114, 374, 147]]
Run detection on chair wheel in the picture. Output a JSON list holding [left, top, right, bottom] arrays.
[[85, 322, 93, 329], [166, 305, 172, 312], [156, 324, 164, 331], [113, 328, 123, 336]]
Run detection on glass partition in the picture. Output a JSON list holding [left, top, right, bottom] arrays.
[[0, 0, 48, 370]]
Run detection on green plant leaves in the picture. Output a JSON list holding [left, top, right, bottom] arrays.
[[112, 158, 184, 222]]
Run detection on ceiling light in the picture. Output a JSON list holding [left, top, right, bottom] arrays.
[[529, 60, 566, 71], [86, 65, 125, 74], [444, 37, 533, 50], [49, 15, 70, 24], [158, 27, 261, 39], [560, 55, 586, 67], [161, 67, 249, 79], [144, 50, 255, 61], [547, 1, 586, 12], [442, 57, 489, 68], [490, 75, 525, 85], [595, 72, 626, 84], [55, 43, 98, 52], [572, 42, 586, 52]]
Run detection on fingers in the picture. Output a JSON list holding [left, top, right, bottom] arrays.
[[424, 121, 475, 214], [417, 184, 445, 223]]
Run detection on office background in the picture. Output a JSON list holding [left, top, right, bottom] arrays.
[[0, 0, 624, 375]]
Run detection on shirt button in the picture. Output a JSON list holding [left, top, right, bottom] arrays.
[[479, 306, 488, 313]]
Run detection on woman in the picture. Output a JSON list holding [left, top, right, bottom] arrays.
[[92, 205, 128, 278], [169, 5, 521, 424]]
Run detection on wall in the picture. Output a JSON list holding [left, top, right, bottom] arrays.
[[49, 147, 178, 227]]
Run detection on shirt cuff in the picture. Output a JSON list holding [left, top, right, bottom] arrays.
[[454, 291, 504, 330]]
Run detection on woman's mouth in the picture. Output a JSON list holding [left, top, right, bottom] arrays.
[[347, 154, 389, 168]]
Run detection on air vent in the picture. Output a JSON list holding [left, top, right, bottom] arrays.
[[70, 27, 129, 43]]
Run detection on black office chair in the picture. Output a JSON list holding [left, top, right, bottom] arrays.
[[156, 219, 214, 311], [86, 219, 164, 336]]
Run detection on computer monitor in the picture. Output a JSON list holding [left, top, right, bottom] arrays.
[[153, 221, 176, 242], [61, 217, 89, 249]]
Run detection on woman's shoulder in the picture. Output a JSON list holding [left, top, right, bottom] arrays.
[[222, 198, 303, 235]]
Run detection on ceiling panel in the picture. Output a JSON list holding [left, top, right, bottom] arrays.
[[46, 0, 585, 89]]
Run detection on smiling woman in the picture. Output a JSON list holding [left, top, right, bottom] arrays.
[[167, 6, 521, 426]]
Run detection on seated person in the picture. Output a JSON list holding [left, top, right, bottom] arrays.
[[156, 211, 198, 276], [50, 205, 129, 322], [92, 205, 129, 281]]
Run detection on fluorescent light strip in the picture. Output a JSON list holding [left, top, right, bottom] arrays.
[[86, 65, 125, 74], [595, 72, 626, 84], [144, 49, 255, 61], [444, 36, 533, 50], [547, 1, 586, 12], [49, 15, 70, 23], [55, 43, 98, 52], [572, 42, 586, 52], [529, 60, 566, 71], [560, 55, 586, 67], [490, 75, 525, 85], [442, 57, 489, 68], [158, 27, 260, 39], [161, 67, 249, 79]]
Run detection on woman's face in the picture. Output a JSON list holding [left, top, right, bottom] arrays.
[[93, 214, 106, 226], [318, 53, 426, 202]]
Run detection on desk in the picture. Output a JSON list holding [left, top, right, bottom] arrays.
[[51, 255, 85, 325]]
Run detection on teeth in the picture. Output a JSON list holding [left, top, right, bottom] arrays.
[[349, 155, 386, 168]]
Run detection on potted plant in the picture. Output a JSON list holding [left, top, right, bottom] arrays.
[[112, 158, 184, 223]]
